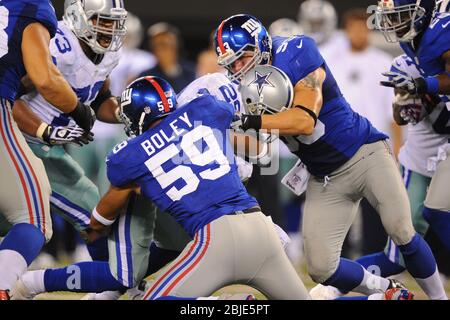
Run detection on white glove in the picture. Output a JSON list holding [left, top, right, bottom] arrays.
[[36, 123, 93, 146]]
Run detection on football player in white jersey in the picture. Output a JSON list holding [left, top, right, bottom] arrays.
[[3, 0, 127, 262]]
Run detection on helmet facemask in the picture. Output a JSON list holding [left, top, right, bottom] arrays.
[[64, 0, 127, 54], [217, 36, 271, 83], [375, 1, 426, 43]]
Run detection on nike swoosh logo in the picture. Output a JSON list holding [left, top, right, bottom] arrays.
[[442, 21, 450, 28], [297, 39, 303, 49]]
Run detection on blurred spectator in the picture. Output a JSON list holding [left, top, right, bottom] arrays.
[[269, 18, 303, 37], [196, 31, 224, 77], [298, 0, 348, 53], [110, 12, 157, 95], [326, 9, 398, 150], [139, 22, 196, 93]]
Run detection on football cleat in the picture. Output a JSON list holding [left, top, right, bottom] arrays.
[[387, 278, 408, 290], [384, 288, 414, 300], [0, 290, 10, 300], [309, 284, 343, 300], [218, 293, 256, 300]]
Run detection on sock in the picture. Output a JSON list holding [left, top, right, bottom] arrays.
[[20, 270, 46, 296], [322, 258, 390, 295], [86, 236, 109, 261], [43, 261, 128, 293], [414, 269, 448, 300], [398, 233, 447, 300], [146, 242, 181, 275], [423, 207, 450, 251], [0, 223, 45, 290], [356, 252, 405, 277]]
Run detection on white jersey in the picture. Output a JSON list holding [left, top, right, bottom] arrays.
[[177, 73, 242, 113], [323, 44, 395, 137], [177, 73, 253, 181], [21, 21, 120, 143], [109, 48, 156, 96], [394, 55, 450, 177]]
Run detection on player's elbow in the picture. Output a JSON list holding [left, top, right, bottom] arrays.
[[31, 71, 53, 95], [292, 117, 315, 136]]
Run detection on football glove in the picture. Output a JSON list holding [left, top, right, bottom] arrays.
[[393, 93, 426, 125], [68, 101, 96, 132], [381, 71, 429, 95], [37, 123, 94, 146]]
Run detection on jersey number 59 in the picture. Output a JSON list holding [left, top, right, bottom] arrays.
[[144, 125, 231, 201]]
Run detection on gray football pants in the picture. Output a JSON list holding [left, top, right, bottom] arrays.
[[143, 211, 311, 300], [302, 140, 415, 283]]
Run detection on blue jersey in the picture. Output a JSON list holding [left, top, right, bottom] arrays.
[[107, 95, 258, 237], [400, 12, 450, 106], [271, 36, 387, 177], [0, 0, 57, 103]]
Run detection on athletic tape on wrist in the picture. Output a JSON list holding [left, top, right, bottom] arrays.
[[92, 207, 116, 226]]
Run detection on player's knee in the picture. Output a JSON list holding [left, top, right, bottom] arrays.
[[307, 255, 339, 284], [386, 218, 415, 246]]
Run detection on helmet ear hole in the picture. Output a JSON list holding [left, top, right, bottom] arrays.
[[246, 98, 253, 104]]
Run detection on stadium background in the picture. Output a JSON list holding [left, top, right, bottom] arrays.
[[32, 0, 449, 299]]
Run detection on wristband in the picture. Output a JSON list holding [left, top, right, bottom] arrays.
[[36, 123, 49, 142], [92, 207, 116, 226], [424, 77, 439, 95], [241, 114, 262, 131]]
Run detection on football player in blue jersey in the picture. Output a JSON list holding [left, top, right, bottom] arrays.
[[80, 76, 312, 300], [12, 75, 309, 300], [0, 0, 95, 300], [375, 0, 450, 255], [214, 14, 447, 299]]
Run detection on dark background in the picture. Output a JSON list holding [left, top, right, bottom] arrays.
[[53, 0, 377, 59]]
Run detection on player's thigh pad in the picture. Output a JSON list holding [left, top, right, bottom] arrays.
[[144, 212, 310, 300], [29, 143, 100, 232], [0, 101, 52, 241], [108, 194, 156, 288], [361, 141, 415, 246], [302, 170, 360, 283], [424, 155, 450, 211]]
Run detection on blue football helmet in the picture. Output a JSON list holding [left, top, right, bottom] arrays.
[[214, 14, 272, 82], [119, 76, 177, 137], [375, 0, 437, 43]]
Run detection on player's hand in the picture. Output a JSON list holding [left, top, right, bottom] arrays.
[[231, 112, 261, 131], [381, 71, 426, 95], [393, 93, 425, 125], [80, 227, 106, 244], [39, 124, 93, 145], [68, 101, 96, 132], [231, 112, 244, 131]]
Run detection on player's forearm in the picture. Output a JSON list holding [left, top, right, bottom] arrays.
[[90, 184, 136, 233], [96, 98, 121, 123], [232, 131, 271, 166], [22, 23, 78, 113], [12, 99, 45, 137], [261, 68, 325, 136], [261, 107, 315, 135]]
